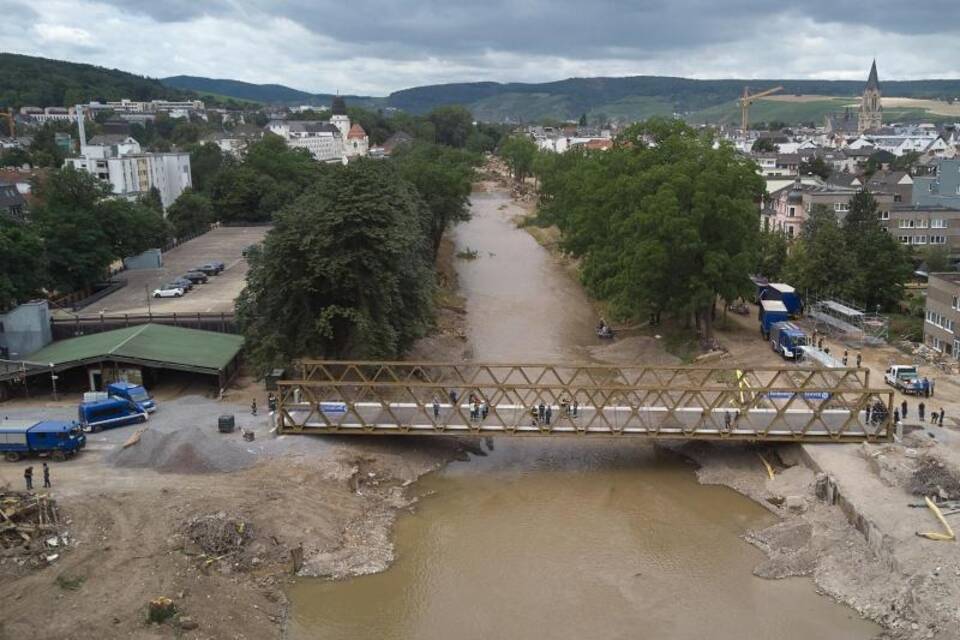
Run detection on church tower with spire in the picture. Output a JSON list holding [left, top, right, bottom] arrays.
[[858, 60, 882, 134]]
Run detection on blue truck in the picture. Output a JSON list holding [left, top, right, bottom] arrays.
[[759, 300, 790, 339], [760, 283, 803, 316], [0, 420, 86, 462], [78, 397, 148, 432], [107, 381, 156, 413], [769, 321, 808, 360]]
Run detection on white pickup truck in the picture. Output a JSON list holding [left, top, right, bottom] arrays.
[[884, 365, 926, 395]]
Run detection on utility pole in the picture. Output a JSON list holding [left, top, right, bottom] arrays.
[[145, 284, 152, 315]]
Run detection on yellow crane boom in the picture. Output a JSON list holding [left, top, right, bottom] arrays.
[[739, 86, 783, 132]]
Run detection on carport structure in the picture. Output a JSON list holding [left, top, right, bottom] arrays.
[[24, 323, 244, 390]]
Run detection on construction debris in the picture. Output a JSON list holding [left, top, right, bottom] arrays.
[[907, 456, 960, 500], [183, 513, 252, 559], [917, 496, 957, 542], [0, 491, 69, 566]]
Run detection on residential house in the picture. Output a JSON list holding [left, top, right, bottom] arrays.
[[923, 272, 960, 357], [766, 177, 894, 238], [865, 170, 913, 203]]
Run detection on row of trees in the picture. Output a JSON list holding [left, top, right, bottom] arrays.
[[757, 191, 913, 311], [237, 147, 478, 371], [1, 169, 170, 309], [535, 119, 765, 338]]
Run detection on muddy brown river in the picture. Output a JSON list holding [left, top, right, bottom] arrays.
[[288, 188, 879, 639]]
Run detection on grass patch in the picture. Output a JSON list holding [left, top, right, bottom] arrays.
[[55, 573, 85, 591]]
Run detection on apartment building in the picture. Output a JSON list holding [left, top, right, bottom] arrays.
[[885, 204, 960, 254], [924, 272, 960, 357]]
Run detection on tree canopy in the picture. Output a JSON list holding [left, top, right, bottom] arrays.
[[537, 118, 764, 337], [236, 161, 438, 371]]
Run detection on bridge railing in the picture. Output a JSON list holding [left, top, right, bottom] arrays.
[[276, 362, 892, 442]]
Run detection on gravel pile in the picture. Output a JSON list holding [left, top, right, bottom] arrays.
[[908, 455, 960, 499], [107, 426, 256, 474]]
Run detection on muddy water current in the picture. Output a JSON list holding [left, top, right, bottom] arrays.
[[288, 189, 878, 639]]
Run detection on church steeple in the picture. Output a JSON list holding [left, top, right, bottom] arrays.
[[866, 59, 880, 92], [858, 60, 882, 134]]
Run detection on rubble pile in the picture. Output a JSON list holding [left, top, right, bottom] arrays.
[[0, 491, 69, 567], [908, 456, 960, 499]]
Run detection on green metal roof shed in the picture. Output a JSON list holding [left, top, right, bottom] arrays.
[[26, 324, 244, 387]]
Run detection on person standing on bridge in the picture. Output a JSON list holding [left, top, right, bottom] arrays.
[[856, 353, 862, 368], [481, 401, 489, 420], [938, 408, 945, 427], [433, 398, 440, 419], [901, 400, 908, 420], [24, 466, 33, 491], [918, 402, 925, 422], [545, 405, 552, 425], [251, 398, 257, 416], [893, 408, 900, 426], [929, 379, 935, 397], [538, 402, 545, 423], [572, 400, 579, 418], [842, 350, 849, 366]]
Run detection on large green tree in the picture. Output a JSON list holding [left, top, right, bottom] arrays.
[[236, 160, 436, 371], [392, 142, 477, 254], [166, 189, 214, 238], [499, 135, 538, 183], [188, 142, 224, 194], [538, 118, 764, 338], [427, 106, 473, 148], [0, 220, 46, 311]]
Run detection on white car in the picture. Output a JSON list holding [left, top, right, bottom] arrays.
[[153, 286, 184, 298]]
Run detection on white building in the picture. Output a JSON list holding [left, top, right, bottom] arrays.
[[266, 96, 369, 163], [346, 124, 369, 158], [19, 106, 74, 124], [64, 110, 191, 209]]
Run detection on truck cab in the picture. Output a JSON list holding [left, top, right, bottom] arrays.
[[0, 420, 86, 462], [884, 365, 925, 395], [769, 321, 808, 360], [107, 381, 156, 413]]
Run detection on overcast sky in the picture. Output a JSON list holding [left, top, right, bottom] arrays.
[[3, 0, 959, 95]]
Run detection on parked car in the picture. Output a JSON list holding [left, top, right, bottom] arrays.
[[183, 271, 209, 284], [153, 285, 184, 298], [169, 277, 193, 291], [210, 260, 226, 272], [195, 263, 221, 276], [165, 281, 190, 294]]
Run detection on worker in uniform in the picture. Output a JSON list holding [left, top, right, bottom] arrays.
[[42, 462, 51, 489], [251, 398, 258, 416], [267, 392, 277, 413], [24, 466, 33, 491]]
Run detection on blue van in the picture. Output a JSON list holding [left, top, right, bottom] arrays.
[[78, 398, 148, 432], [107, 381, 156, 413]]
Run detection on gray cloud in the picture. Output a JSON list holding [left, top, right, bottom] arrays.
[[3, 0, 959, 94]]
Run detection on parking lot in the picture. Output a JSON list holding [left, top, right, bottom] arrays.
[[62, 226, 269, 316]]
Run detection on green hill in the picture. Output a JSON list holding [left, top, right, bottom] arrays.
[[0, 53, 189, 108]]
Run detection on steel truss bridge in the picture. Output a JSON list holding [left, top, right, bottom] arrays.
[[275, 361, 894, 443]]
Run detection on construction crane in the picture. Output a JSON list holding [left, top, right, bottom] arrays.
[[739, 85, 783, 132]]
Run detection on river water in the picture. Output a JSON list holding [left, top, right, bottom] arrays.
[[287, 188, 878, 639]]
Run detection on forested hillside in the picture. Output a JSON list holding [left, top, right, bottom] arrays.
[[0, 53, 188, 107]]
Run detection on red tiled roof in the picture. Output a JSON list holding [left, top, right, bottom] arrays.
[[347, 123, 367, 139]]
